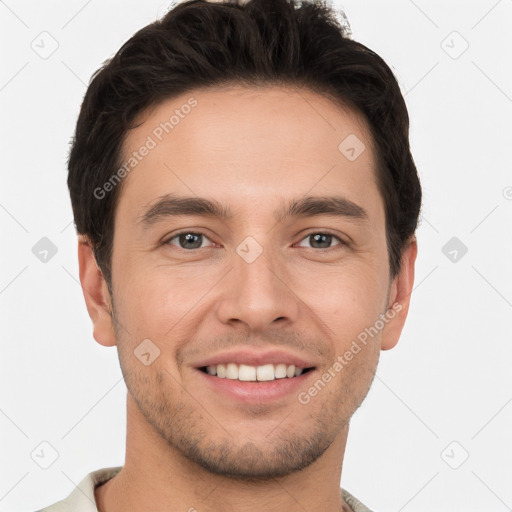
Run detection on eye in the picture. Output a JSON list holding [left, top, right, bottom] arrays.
[[165, 231, 214, 250], [164, 231, 344, 251], [296, 232, 344, 249]]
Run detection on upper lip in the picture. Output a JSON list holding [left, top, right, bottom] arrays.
[[193, 348, 318, 369]]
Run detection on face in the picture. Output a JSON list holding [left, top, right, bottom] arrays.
[[102, 85, 407, 479]]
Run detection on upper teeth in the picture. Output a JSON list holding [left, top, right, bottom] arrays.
[[206, 363, 304, 381]]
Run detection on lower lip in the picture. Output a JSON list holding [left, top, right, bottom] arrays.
[[196, 368, 316, 404]]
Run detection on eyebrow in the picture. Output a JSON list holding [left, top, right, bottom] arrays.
[[137, 193, 368, 228]]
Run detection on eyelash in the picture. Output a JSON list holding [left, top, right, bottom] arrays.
[[163, 230, 346, 251]]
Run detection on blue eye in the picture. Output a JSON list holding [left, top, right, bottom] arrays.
[[166, 232, 212, 250], [297, 232, 343, 249]]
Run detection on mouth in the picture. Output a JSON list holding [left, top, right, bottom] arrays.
[[196, 362, 317, 404], [192, 349, 319, 404], [198, 363, 315, 382]]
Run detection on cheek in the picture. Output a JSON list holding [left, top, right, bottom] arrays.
[[115, 264, 216, 344], [295, 263, 388, 337]]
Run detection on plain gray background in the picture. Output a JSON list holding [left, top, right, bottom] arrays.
[[1, 1, 511, 510]]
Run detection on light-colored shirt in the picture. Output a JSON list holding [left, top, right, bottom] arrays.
[[36, 466, 374, 512]]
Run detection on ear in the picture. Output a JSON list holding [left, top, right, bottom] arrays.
[[77, 235, 117, 347], [380, 236, 417, 351]]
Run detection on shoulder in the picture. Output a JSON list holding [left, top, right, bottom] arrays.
[[36, 466, 123, 512], [341, 487, 375, 512]]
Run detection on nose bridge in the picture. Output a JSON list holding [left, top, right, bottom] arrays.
[[215, 236, 299, 331]]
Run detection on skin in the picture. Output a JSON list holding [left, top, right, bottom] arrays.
[[78, 84, 417, 512]]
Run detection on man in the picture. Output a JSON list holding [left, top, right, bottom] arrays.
[[38, 0, 421, 510]]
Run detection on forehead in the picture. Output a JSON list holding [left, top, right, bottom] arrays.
[[117, 84, 382, 223]]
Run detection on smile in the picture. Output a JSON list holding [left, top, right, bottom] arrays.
[[199, 363, 314, 381]]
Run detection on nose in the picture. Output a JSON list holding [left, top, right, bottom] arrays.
[[215, 244, 300, 333]]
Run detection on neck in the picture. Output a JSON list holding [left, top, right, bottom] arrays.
[[95, 393, 351, 512]]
